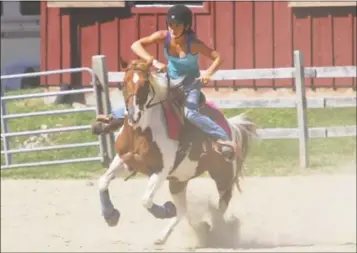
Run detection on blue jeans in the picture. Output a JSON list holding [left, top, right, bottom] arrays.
[[111, 107, 126, 120], [182, 78, 230, 141]]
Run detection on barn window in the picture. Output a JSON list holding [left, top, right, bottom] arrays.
[[130, 1, 209, 14], [47, 1, 125, 8], [20, 1, 41, 16], [288, 1, 357, 7], [133, 1, 203, 7]]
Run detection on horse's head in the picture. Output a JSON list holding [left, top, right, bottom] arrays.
[[121, 58, 179, 126], [121, 59, 153, 125]]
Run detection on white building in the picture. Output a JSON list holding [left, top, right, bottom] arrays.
[[1, 1, 41, 89]]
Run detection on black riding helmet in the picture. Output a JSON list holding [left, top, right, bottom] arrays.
[[166, 4, 193, 31]]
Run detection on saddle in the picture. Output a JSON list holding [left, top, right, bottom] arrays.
[[162, 87, 231, 141]]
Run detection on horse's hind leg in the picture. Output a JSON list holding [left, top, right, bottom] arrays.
[[98, 154, 130, 226], [208, 167, 234, 214], [154, 180, 188, 245], [216, 182, 233, 214]]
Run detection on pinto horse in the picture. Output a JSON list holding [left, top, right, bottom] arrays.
[[97, 59, 257, 245]]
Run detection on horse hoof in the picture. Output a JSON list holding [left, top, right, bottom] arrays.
[[103, 208, 120, 227], [163, 201, 177, 218], [148, 202, 177, 219]]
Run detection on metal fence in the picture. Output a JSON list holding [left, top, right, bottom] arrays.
[[0, 67, 106, 170]]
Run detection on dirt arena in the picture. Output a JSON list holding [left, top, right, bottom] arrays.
[[1, 169, 356, 252]]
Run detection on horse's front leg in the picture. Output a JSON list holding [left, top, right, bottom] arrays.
[[98, 154, 130, 227], [154, 180, 188, 245], [141, 169, 177, 220]]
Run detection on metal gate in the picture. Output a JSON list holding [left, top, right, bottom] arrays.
[[1, 68, 105, 170]]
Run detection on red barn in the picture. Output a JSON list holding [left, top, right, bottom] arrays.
[[40, 1, 356, 90]]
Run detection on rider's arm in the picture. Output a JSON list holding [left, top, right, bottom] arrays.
[[131, 30, 167, 62], [191, 38, 223, 77]]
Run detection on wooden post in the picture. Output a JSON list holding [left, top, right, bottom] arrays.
[[293, 50, 309, 168], [92, 55, 115, 167]]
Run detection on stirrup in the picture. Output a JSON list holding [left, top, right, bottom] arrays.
[[216, 140, 237, 153], [214, 140, 239, 161]]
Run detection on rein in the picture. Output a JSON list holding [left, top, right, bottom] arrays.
[[146, 72, 171, 109], [124, 66, 197, 118]]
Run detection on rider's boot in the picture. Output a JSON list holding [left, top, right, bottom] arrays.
[[215, 139, 238, 162], [91, 117, 124, 135]]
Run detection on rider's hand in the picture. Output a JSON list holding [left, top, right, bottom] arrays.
[[153, 59, 167, 73], [196, 74, 212, 85]]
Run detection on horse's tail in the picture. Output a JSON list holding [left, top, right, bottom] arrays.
[[227, 113, 259, 193]]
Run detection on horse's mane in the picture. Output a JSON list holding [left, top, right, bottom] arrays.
[[126, 59, 151, 72], [122, 59, 169, 102]]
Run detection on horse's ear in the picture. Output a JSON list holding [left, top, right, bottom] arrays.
[[120, 58, 129, 70], [117, 82, 124, 90]]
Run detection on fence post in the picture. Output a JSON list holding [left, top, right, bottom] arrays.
[[293, 50, 309, 168], [92, 55, 116, 166]]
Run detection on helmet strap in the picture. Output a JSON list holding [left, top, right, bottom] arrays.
[[171, 25, 190, 40], [174, 30, 185, 40]]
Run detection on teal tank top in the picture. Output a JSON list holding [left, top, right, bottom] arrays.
[[164, 32, 200, 80]]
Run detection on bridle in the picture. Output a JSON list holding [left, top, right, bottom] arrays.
[[123, 67, 172, 119], [146, 70, 171, 109]]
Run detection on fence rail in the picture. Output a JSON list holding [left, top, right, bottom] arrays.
[[1, 88, 95, 101], [0, 125, 92, 138], [2, 157, 103, 170], [256, 126, 356, 139], [0, 141, 100, 155], [209, 96, 356, 109], [2, 107, 96, 119], [0, 67, 108, 170]]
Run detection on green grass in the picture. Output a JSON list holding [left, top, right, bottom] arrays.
[[1, 88, 356, 179]]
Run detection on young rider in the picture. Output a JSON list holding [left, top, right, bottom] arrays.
[[92, 4, 236, 160], [130, 4, 236, 159]]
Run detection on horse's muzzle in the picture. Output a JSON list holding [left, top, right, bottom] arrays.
[[127, 106, 141, 125]]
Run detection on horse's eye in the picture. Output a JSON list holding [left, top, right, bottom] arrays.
[[137, 85, 149, 105]]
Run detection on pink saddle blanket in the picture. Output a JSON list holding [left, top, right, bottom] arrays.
[[163, 101, 231, 141]]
